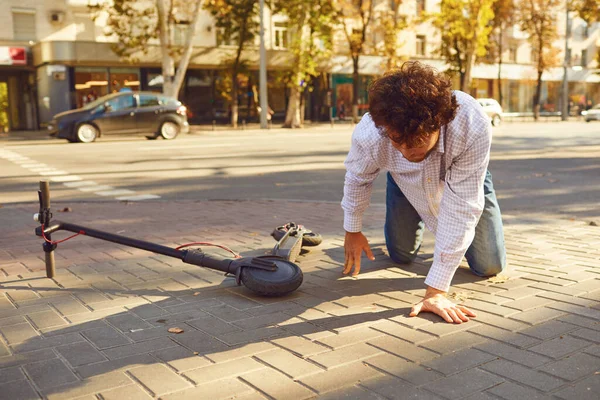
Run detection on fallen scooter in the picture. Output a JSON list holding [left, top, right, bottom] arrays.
[[33, 181, 320, 297]]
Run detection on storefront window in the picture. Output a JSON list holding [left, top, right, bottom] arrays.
[[75, 67, 109, 108], [109, 68, 140, 94]]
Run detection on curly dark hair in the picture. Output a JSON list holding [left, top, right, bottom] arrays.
[[368, 61, 459, 147]]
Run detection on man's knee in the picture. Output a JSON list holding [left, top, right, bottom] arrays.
[[387, 246, 416, 264], [470, 255, 506, 277]]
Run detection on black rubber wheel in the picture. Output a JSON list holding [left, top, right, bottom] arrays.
[[240, 256, 303, 296], [271, 226, 323, 247]]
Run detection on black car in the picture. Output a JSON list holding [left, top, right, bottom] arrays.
[[48, 91, 189, 143]]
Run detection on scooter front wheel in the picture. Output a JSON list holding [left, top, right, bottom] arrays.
[[240, 256, 303, 296]]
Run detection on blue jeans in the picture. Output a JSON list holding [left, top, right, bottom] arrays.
[[384, 171, 507, 277]]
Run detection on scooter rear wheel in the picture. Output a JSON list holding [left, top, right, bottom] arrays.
[[240, 257, 303, 296]]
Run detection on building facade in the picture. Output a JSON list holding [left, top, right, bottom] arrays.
[[0, 0, 599, 131]]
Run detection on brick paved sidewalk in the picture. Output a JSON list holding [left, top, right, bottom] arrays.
[[1, 200, 599, 400]]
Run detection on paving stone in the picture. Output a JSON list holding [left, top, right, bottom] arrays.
[[538, 352, 600, 382], [271, 335, 330, 357], [420, 331, 487, 355], [56, 341, 107, 367], [480, 359, 564, 391], [495, 286, 545, 300], [370, 320, 437, 344], [99, 384, 152, 400], [102, 337, 177, 360], [502, 296, 556, 312], [75, 353, 156, 378], [548, 302, 600, 320], [106, 312, 154, 333], [128, 364, 192, 396], [232, 312, 292, 330], [509, 307, 567, 325], [240, 368, 316, 399], [472, 312, 531, 331], [24, 358, 78, 390], [205, 342, 277, 363], [462, 299, 519, 317], [424, 368, 504, 399], [151, 345, 211, 372], [160, 378, 254, 400], [0, 349, 56, 369], [11, 332, 86, 354], [0, 322, 38, 345], [44, 371, 132, 400], [254, 348, 323, 379], [469, 324, 541, 348], [40, 320, 106, 337], [364, 353, 442, 386], [314, 326, 385, 349], [49, 298, 90, 316], [170, 329, 229, 354], [558, 314, 600, 331], [360, 375, 443, 399], [0, 380, 40, 400], [554, 374, 600, 400], [82, 325, 131, 349], [219, 326, 286, 346], [368, 335, 439, 362], [184, 357, 265, 384], [299, 361, 382, 394], [583, 344, 600, 357], [474, 340, 552, 368], [309, 342, 381, 369], [318, 385, 385, 400], [486, 381, 553, 400], [520, 320, 579, 340], [0, 315, 27, 327], [186, 314, 242, 336], [205, 304, 251, 322], [570, 327, 600, 343], [422, 348, 497, 376], [0, 366, 25, 384], [537, 290, 598, 307], [529, 335, 593, 359]]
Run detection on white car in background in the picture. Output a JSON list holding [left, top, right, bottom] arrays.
[[582, 104, 600, 122], [477, 98, 503, 127]]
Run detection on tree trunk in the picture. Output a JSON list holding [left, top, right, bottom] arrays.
[[171, 0, 203, 98], [231, 70, 238, 128], [352, 56, 360, 123], [283, 83, 301, 128], [156, 0, 175, 97], [463, 49, 475, 94], [299, 87, 306, 126], [533, 69, 543, 121], [497, 28, 504, 106]]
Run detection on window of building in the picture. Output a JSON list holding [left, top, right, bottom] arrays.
[[12, 9, 36, 41], [109, 68, 140, 94], [581, 49, 587, 66], [416, 0, 426, 16], [508, 45, 517, 63], [74, 67, 139, 108], [416, 35, 426, 56], [173, 23, 189, 46], [273, 22, 288, 50]]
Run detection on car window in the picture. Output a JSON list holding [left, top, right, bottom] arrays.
[[158, 95, 180, 106], [106, 94, 135, 111], [139, 94, 160, 107]]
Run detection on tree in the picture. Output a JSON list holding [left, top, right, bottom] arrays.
[[333, 0, 375, 123], [573, 0, 600, 24], [91, 0, 204, 98], [518, 0, 561, 120], [273, 0, 335, 128], [377, 0, 408, 71], [429, 0, 495, 93], [486, 0, 516, 106], [204, 0, 259, 128]]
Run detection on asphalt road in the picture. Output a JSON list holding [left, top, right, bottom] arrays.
[[1, 122, 599, 222]]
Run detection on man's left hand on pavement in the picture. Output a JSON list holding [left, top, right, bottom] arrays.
[[410, 286, 477, 324]]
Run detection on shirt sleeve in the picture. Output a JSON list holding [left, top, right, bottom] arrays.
[[424, 120, 492, 292], [341, 124, 381, 233]]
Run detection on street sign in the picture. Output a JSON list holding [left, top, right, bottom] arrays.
[[0, 47, 27, 65]]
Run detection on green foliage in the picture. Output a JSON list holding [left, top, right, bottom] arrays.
[[376, 1, 408, 70], [203, 0, 259, 51], [428, 0, 495, 76], [0, 83, 8, 130], [573, 0, 600, 23]]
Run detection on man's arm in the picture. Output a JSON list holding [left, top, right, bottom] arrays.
[[424, 120, 492, 293]]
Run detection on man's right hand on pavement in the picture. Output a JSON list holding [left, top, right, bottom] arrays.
[[343, 231, 375, 276]]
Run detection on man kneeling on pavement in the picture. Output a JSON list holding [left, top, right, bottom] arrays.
[[341, 61, 507, 324]]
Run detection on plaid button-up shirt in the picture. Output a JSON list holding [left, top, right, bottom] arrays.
[[342, 91, 492, 292]]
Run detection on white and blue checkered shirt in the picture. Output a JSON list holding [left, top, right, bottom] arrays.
[[342, 91, 492, 292]]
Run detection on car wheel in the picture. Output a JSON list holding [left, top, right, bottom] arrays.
[[491, 114, 501, 127], [159, 121, 179, 140], [76, 123, 98, 143]]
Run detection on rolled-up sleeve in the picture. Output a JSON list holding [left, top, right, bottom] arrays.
[[424, 120, 492, 292], [341, 124, 381, 233]]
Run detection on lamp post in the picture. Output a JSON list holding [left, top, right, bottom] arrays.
[[561, 2, 570, 121], [259, 0, 268, 129]]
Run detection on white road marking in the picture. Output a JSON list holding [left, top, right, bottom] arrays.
[[137, 143, 239, 151], [50, 175, 82, 182], [78, 185, 114, 192], [116, 194, 161, 201], [96, 189, 136, 196], [39, 170, 69, 176], [63, 181, 98, 188]]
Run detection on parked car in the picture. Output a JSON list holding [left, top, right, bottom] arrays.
[[582, 104, 600, 122], [477, 98, 503, 126], [48, 92, 189, 143]]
